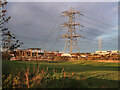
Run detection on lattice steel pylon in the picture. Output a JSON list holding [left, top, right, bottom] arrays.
[[61, 7, 83, 53], [98, 37, 103, 51]]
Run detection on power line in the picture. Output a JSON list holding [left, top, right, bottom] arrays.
[[78, 29, 117, 46], [81, 26, 117, 41], [77, 6, 116, 27], [78, 30, 116, 46], [77, 19, 118, 41], [82, 14, 115, 28], [40, 15, 61, 50], [51, 19, 117, 51], [78, 18, 117, 31], [79, 37, 117, 48]]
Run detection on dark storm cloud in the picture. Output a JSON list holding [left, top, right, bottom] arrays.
[[6, 2, 118, 52]]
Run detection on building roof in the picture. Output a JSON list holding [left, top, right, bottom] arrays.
[[28, 48, 41, 50], [61, 53, 72, 57]]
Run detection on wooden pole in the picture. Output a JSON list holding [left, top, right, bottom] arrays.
[[24, 49, 26, 60], [26, 50, 27, 59], [21, 50, 23, 60], [19, 50, 21, 60], [33, 49, 35, 60], [30, 49, 32, 60], [27, 49, 29, 60], [36, 48, 38, 60]]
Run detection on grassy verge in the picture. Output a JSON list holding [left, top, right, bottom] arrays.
[[2, 60, 119, 88]]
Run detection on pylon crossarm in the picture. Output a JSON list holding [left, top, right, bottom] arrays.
[[61, 7, 82, 53], [61, 22, 80, 27]]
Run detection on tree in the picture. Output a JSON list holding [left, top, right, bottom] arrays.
[[0, 0, 23, 52], [0, 0, 23, 60]]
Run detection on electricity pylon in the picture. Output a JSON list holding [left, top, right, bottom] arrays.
[[98, 37, 103, 51], [61, 7, 83, 53]]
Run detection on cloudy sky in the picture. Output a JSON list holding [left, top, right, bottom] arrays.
[[5, 2, 118, 53]]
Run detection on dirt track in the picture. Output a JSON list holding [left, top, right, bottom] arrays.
[[89, 60, 120, 63]]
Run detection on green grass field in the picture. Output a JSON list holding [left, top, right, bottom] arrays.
[[2, 60, 119, 88]]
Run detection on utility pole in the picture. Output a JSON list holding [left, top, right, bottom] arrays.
[[61, 7, 83, 53], [98, 37, 103, 51]]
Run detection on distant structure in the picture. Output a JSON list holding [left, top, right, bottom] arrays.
[[95, 50, 119, 55], [98, 37, 103, 51], [61, 7, 83, 53], [10, 48, 43, 61]]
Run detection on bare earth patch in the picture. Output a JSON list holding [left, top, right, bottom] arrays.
[[89, 60, 120, 63]]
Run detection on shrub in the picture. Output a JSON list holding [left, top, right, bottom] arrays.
[[2, 67, 89, 88], [2, 52, 12, 60], [54, 56, 68, 61]]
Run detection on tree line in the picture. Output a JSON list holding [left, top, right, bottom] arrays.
[[0, 0, 23, 60]]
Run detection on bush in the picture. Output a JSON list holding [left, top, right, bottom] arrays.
[[62, 56, 69, 61], [54, 56, 69, 61], [54, 56, 63, 61], [2, 67, 89, 88], [2, 52, 12, 60]]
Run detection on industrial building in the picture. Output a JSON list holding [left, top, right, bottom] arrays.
[[95, 50, 119, 55], [10, 48, 44, 61]]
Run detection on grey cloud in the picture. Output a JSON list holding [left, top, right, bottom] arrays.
[[5, 2, 118, 52]]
